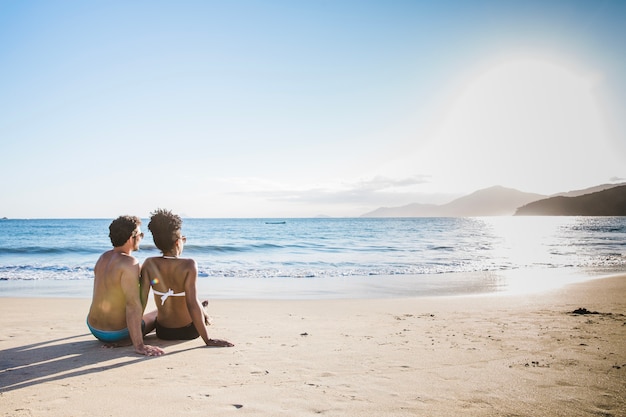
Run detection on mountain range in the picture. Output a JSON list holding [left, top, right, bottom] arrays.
[[361, 183, 626, 217], [515, 184, 626, 216]]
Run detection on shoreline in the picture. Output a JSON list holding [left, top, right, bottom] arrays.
[[1, 273, 624, 416], [0, 266, 615, 300]]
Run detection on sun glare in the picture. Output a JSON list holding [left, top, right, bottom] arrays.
[[418, 56, 615, 195]]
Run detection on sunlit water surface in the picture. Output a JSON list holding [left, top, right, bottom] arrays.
[[0, 217, 624, 298]]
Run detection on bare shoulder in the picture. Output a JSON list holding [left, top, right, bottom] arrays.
[[140, 257, 160, 276], [111, 253, 140, 278], [95, 250, 138, 271], [142, 257, 158, 267], [180, 258, 198, 270], [118, 252, 140, 267], [95, 249, 114, 263]]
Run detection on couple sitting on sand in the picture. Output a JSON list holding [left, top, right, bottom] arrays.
[[86, 209, 233, 356]]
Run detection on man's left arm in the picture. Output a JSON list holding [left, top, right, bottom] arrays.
[[120, 260, 164, 356], [139, 261, 151, 312]]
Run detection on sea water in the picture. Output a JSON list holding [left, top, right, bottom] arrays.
[[0, 217, 624, 299]]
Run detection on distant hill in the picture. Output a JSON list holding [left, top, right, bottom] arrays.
[[552, 182, 626, 198], [515, 184, 626, 216], [439, 186, 546, 217], [362, 186, 546, 217], [363, 202, 441, 218]]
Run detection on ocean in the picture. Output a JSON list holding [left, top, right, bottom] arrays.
[[0, 217, 625, 299]]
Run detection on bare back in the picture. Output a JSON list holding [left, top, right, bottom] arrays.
[[88, 250, 140, 331], [142, 256, 199, 328]]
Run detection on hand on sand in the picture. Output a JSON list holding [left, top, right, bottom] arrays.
[[136, 344, 166, 356], [206, 338, 234, 348]]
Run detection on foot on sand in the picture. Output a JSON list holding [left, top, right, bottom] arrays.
[[202, 300, 213, 325]]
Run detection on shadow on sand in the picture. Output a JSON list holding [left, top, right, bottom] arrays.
[[0, 334, 197, 392]]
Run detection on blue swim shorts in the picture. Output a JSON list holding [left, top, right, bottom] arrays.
[[86, 318, 145, 343]]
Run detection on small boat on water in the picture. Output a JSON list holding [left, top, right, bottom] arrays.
[[265, 221, 286, 225]]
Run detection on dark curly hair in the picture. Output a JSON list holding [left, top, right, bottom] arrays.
[[109, 215, 142, 247], [148, 208, 183, 253]]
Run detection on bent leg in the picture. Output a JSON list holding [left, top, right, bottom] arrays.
[[142, 310, 158, 335]]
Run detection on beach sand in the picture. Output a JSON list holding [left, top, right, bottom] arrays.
[[1, 274, 625, 416]]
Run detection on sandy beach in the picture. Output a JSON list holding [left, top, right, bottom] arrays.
[[1, 274, 625, 417]]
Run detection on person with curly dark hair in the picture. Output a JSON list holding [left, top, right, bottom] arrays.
[[87, 215, 164, 356], [142, 209, 233, 347]]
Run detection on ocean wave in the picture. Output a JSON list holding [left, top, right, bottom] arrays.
[[1, 217, 625, 283], [2, 256, 625, 282], [0, 246, 102, 255], [0, 264, 93, 281]]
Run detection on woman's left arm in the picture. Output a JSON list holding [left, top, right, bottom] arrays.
[[184, 260, 233, 347]]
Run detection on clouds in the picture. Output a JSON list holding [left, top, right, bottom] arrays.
[[224, 175, 452, 213]]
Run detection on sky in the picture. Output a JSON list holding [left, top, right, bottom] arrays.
[[1, 0, 625, 218]]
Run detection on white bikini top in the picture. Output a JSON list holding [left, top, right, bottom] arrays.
[[153, 288, 186, 305]]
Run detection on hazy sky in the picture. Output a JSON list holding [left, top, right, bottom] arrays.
[[1, 0, 625, 218]]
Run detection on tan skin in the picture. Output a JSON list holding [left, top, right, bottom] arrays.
[[87, 228, 164, 356], [142, 236, 233, 347]]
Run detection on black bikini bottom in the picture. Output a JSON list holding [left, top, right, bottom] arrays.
[[155, 320, 200, 340]]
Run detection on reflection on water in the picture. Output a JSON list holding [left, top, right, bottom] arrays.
[[0, 217, 624, 298], [475, 216, 625, 271], [480, 217, 575, 268]]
